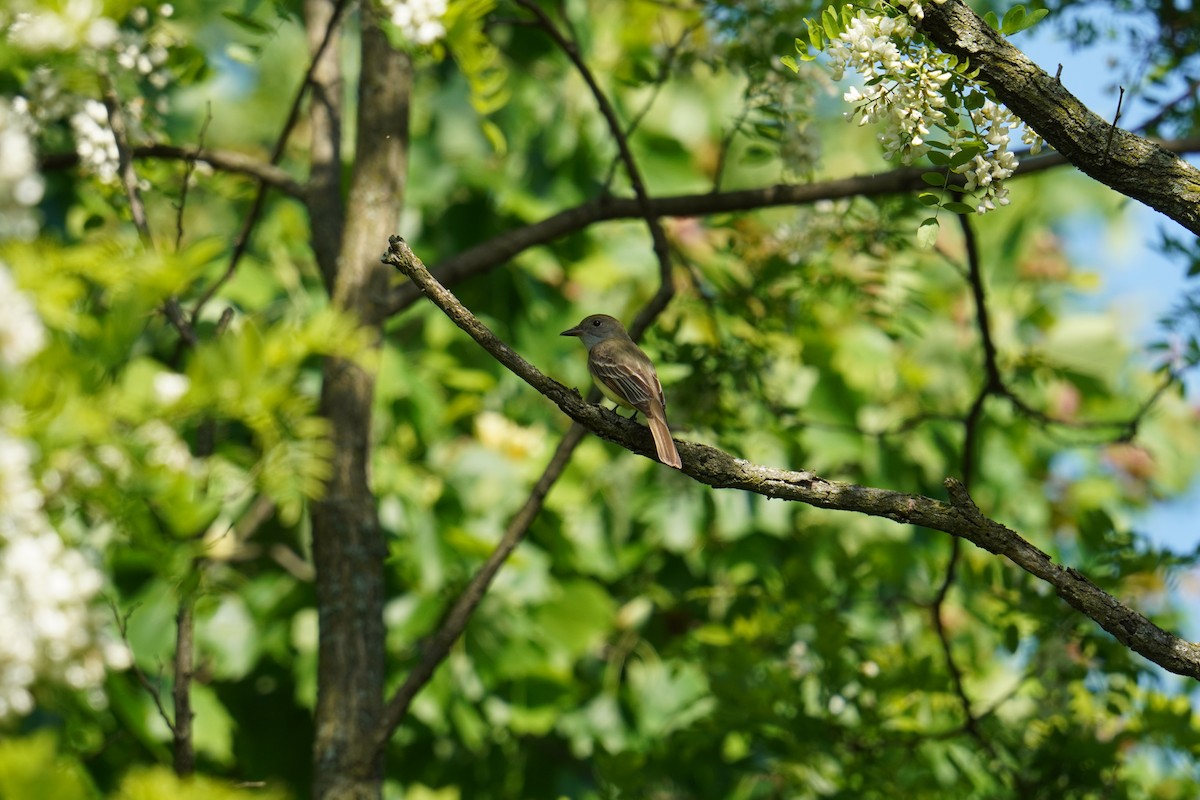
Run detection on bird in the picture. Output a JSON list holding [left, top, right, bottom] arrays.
[[561, 314, 682, 469]]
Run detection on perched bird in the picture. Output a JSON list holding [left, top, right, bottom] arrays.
[[561, 314, 682, 469]]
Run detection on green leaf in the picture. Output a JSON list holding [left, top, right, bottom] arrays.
[[921, 171, 947, 187], [927, 150, 950, 165], [963, 90, 987, 111], [822, 6, 840, 40], [221, 11, 273, 35], [983, 10, 1000, 30], [0, 733, 95, 800], [805, 19, 824, 51], [1001, 6, 1027, 35], [740, 144, 775, 165], [1003, 6, 1049, 35], [481, 118, 507, 155], [916, 218, 940, 248], [627, 660, 716, 739], [116, 765, 287, 800], [917, 192, 941, 206], [942, 200, 978, 214], [534, 580, 616, 662], [195, 594, 260, 680], [949, 145, 985, 168]]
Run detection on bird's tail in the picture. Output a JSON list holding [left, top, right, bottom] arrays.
[[647, 409, 682, 469]]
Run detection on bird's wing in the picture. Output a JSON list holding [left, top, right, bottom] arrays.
[[588, 341, 665, 415]]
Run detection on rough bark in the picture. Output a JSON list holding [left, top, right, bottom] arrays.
[[920, 0, 1200, 235], [310, 8, 411, 800]]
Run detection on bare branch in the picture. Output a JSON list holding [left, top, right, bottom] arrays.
[[102, 78, 203, 354], [172, 585, 196, 776], [383, 138, 1200, 318], [305, 0, 347, 291], [929, 214, 996, 760], [173, 106, 214, 253], [109, 598, 176, 736], [372, 423, 587, 757], [384, 234, 1200, 681], [39, 144, 306, 198], [101, 79, 153, 249]]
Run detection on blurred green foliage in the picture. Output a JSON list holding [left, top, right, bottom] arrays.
[[3, 0, 1200, 798]]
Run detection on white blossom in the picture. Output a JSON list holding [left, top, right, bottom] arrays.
[[153, 372, 190, 405], [70, 99, 121, 184], [7, 0, 116, 51], [824, 0, 1039, 215], [0, 429, 128, 721], [380, 0, 449, 45], [137, 420, 198, 474], [0, 99, 44, 239], [0, 265, 45, 368]]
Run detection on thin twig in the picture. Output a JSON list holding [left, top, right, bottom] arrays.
[[599, 21, 698, 193], [101, 76, 154, 250], [928, 214, 997, 758], [174, 104, 213, 253], [109, 598, 176, 736], [713, 103, 754, 194], [189, 0, 352, 327], [101, 78, 201, 352], [172, 585, 196, 775], [514, 0, 674, 337], [1134, 77, 1200, 135], [1104, 86, 1126, 162]]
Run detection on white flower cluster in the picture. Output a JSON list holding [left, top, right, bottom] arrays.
[[380, 0, 449, 45], [21, 66, 73, 128], [827, 0, 1037, 214], [0, 431, 130, 720], [955, 101, 1019, 213], [70, 99, 122, 185], [5, 4, 176, 183], [0, 99, 44, 240], [0, 270, 130, 720], [0, 264, 45, 368], [831, 10, 952, 164], [6, 0, 120, 51], [115, 5, 174, 95]]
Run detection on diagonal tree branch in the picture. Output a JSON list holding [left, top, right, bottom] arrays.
[[371, 422, 587, 758], [384, 234, 1200, 681], [920, 1, 1200, 235]]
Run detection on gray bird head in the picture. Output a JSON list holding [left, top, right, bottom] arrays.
[[561, 314, 628, 349]]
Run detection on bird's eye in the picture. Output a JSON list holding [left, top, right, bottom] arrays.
[[592, 319, 601, 326]]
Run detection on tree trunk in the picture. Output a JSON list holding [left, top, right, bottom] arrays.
[[310, 5, 411, 798]]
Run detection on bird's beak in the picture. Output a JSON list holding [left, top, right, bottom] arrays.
[[560, 325, 582, 337]]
